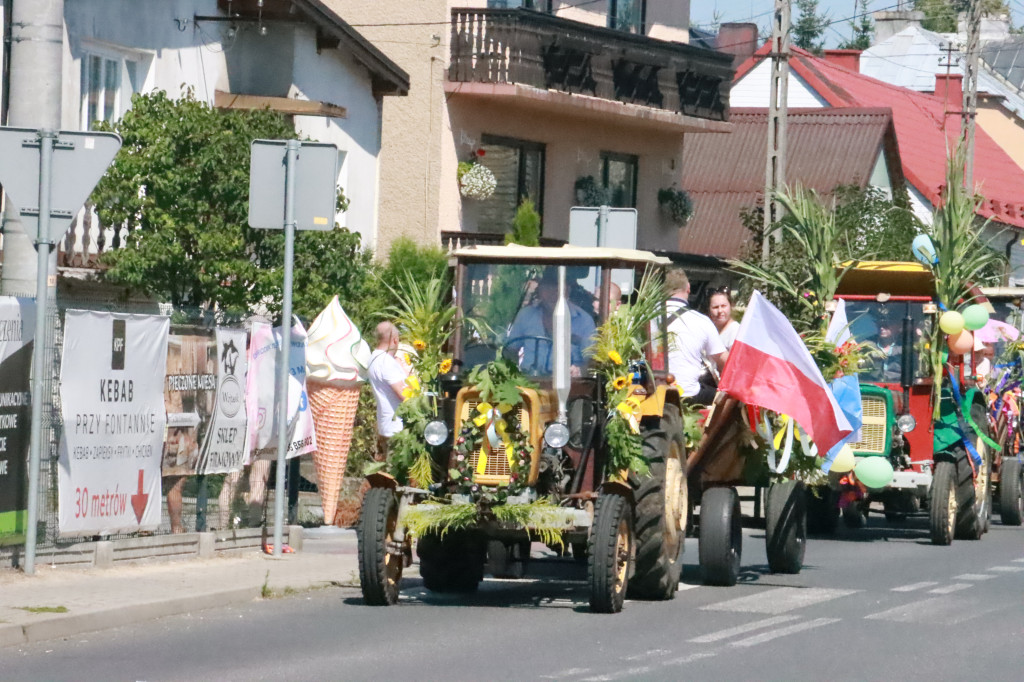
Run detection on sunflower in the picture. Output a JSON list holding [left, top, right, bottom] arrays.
[[612, 375, 629, 390], [608, 350, 623, 365], [439, 358, 452, 373], [413, 339, 427, 351]]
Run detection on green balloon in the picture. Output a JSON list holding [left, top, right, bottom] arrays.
[[854, 456, 894, 489], [962, 304, 989, 331]]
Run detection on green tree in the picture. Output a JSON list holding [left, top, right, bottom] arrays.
[[90, 89, 373, 322], [838, 0, 873, 49], [915, 0, 1010, 33], [506, 198, 541, 246], [793, 0, 830, 53]]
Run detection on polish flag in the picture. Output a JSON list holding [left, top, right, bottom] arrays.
[[719, 291, 853, 454]]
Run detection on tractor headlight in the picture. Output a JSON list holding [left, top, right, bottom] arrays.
[[896, 414, 916, 433], [544, 422, 570, 449], [424, 420, 448, 446]]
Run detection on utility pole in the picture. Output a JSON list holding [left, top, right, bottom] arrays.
[[2, 0, 63, 296], [961, 0, 981, 192], [763, 0, 791, 261]]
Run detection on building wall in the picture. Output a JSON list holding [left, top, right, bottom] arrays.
[[62, 0, 386, 245], [549, 0, 689, 42], [977, 97, 1024, 172], [731, 60, 829, 108]]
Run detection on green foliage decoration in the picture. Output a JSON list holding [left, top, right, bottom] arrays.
[[506, 198, 541, 246], [657, 187, 694, 226], [401, 503, 478, 539], [574, 175, 612, 207]]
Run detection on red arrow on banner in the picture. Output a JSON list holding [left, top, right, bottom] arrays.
[[130, 469, 148, 523]]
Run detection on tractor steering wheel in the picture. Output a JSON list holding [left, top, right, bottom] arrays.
[[502, 335, 554, 376]]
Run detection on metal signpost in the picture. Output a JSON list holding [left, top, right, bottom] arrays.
[[568, 205, 638, 293], [0, 127, 122, 574], [248, 139, 339, 557]]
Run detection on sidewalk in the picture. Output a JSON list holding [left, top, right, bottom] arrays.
[[0, 526, 360, 648]]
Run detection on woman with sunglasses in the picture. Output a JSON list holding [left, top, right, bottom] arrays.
[[706, 287, 740, 350]]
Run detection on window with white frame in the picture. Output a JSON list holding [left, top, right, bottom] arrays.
[[79, 48, 145, 130]]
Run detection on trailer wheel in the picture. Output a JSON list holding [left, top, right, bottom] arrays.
[[806, 486, 839, 535], [588, 492, 634, 613], [930, 460, 958, 545], [417, 531, 485, 593], [357, 487, 404, 606], [699, 487, 742, 586], [629, 404, 687, 600], [766, 480, 806, 574], [999, 457, 1024, 526]]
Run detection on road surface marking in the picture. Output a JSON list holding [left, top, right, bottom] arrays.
[[702, 587, 859, 614], [677, 582, 701, 591], [540, 669, 590, 679], [987, 565, 1024, 573], [891, 581, 939, 592], [661, 652, 718, 665], [864, 597, 999, 624], [579, 665, 653, 681], [1012, 558, 1024, 563], [624, 649, 670, 661], [929, 583, 972, 594], [688, 615, 800, 643], [952, 574, 995, 581], [729, 618, 840, 647]]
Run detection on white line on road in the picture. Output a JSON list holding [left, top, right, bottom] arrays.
[[891, 581, 940, 592], [1012, 558, 1024, 563], [661, 652, 718, 665], [729, 618, 841, 647], [864, 597, 998, 624], [952, 574, 995, 581], [928, 583, 972, 594], [677, 582, 701, 591], [987, 565, 1024, 573], [540, 669, 591, 679], [702, 587, 859, 614], [623, 649, 671, 661], [688, 615, 801, 643]]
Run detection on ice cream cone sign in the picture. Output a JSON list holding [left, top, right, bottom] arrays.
[[306, 296, 371, 526]]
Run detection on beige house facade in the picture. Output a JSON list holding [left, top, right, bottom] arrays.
[[336, 0, 732, 256]]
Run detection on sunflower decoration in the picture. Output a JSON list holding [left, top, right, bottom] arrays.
[[587, 268, 668, 477], [439, 357, 453, 374], [413, 339, 427, 352]]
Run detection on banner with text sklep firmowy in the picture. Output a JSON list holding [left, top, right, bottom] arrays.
[[58, 311, 169, 535], [0, 297, 35, 540]]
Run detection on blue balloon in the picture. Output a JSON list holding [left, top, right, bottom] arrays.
[[912, 234, 938, 265]]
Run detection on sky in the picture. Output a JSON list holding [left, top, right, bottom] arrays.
[[688, 0, 1024, 49]]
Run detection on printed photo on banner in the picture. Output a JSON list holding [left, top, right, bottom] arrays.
[[162, 330, 217, 477], [245, 320, 316, 462], [0, 297, 34, 541], [58, 311, 169, 536]]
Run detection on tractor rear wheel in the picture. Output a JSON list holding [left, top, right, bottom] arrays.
[[629, 404, 687, 600], [765, 480, 806, 574], [999, 457, 1024, 526], [588, 492, 634, 613], [417, 531, 485, 592], [930, 460, 958, 545], [699, 487, 742, 586], [357, 487, 404, 606]]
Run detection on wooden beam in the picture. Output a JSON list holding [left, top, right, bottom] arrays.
[[213, 90, 347, 118]]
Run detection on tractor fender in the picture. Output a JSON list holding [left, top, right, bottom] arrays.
[[638, 384, 683, 419], [599, 480, 635, 505], [366, 471, 398, 490]]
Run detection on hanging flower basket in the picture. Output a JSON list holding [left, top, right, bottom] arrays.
[[458, 162, 496, 200], [658, 187, 694, 226]]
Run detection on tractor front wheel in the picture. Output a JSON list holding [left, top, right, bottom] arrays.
[[766, 480, 806, 574], [1000, 457, 1024, 526], [930, 460, 958, 545], [357, 487, 405, 606], [588, 492, 634, 613], [699, 487, 742, 586]]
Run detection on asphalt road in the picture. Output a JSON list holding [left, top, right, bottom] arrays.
[[4, 513, 1024, 682]]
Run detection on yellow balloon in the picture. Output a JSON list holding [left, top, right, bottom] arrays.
[[830, 444, 856, 473], [939, 310, 965, 335]]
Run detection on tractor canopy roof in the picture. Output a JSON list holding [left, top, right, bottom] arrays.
[[448, 244, 672, 269], [836, 261, 935, 298]]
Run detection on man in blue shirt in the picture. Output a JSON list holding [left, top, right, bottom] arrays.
[[507, 269, 597, 375]]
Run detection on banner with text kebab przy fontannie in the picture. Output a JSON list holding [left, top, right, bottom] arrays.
[[161, 327, 248, 477], [58, 311, 169, 535], [0, 298, 35, 540]]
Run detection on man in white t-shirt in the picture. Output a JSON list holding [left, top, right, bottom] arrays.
[[367, 321, 409, 458], [665, 268, 727, 405]]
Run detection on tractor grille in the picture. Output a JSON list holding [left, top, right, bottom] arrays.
[[850, 395, 888, 454], [459, 400, 530, 483]]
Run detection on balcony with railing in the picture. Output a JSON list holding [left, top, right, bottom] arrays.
[[447, 8, 733, 130]]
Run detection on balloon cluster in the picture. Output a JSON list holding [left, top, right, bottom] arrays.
[[829, 445, 894, 488], [938, 304, 988, 355]]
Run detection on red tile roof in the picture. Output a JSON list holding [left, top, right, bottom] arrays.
[[680, 108, 899, 257], [733, 44, 1024, 229]]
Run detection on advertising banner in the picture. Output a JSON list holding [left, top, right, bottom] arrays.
[[161, 330, 217, 477], [246, 320, 316, 462], [0, 298, 34, 540], [58, 311, 169, 535], [196, 328, 248, 474]]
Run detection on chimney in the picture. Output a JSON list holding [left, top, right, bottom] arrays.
[[934, 73, 963, 108], [716, 22, 759, 69], [872, 10, 924, 44], [823, 49, 861, 72]]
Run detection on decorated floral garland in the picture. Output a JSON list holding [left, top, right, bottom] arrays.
[[449, 401, 533, 503]]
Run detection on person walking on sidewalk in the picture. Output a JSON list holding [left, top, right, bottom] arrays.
[[665, 268, 727, 406], [367, 321, 408, 459]]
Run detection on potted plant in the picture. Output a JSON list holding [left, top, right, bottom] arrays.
[[575, 175, 612, 207], [658, 187, 694, 226]]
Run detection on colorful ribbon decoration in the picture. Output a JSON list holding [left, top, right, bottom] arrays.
[[472, 402, 514, 475], [614, 396, 643, 434]]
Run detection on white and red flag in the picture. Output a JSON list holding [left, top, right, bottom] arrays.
[[719, 291, 853, 454]]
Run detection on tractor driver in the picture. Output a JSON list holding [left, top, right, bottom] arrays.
[[876, 317, 903, 382], [507, 268, 597, 376]]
